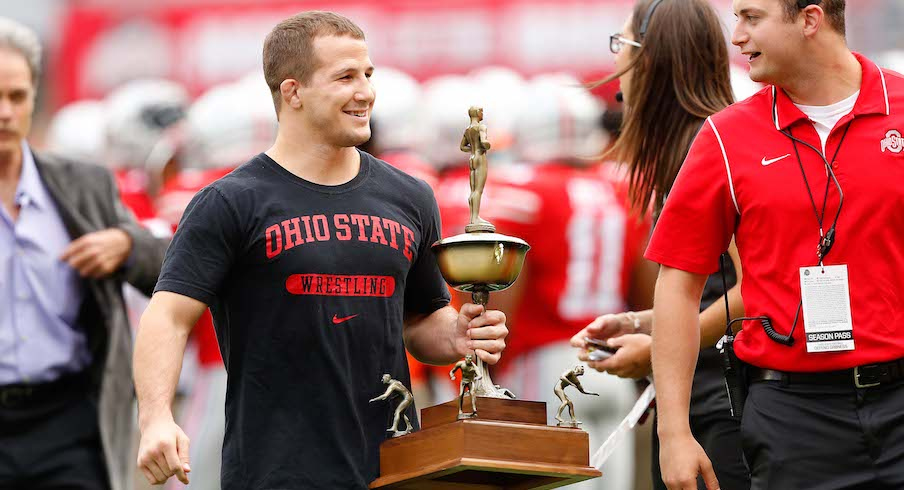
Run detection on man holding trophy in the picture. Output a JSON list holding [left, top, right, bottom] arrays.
[[132, 11, 508, 490]]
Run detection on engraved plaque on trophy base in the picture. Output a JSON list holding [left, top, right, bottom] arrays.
[[369, 396, 601, 489]]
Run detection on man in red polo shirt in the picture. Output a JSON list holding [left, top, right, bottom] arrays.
[[647, 1, 904, 489]]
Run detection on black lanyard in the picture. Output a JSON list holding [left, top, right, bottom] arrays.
[[787, 124, 850, 263], [761, 93, 852, 345], [774, 93, 850, 265]]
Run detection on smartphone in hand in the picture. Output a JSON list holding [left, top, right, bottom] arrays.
[[584, 337, 619, 360]]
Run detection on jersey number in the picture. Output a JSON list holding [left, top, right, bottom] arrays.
[[558, 178, 626, 320]]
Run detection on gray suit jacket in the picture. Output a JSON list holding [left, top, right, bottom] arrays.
[[35, 152, 168, 490]]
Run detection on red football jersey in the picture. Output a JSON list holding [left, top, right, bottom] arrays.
[[156, 167, 234, 228], [115, 168, 156, 222], [377, 150, 439, 191], [435, 162, 650, 374]]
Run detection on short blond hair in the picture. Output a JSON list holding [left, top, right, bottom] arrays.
[[262, 11, 365, 113]]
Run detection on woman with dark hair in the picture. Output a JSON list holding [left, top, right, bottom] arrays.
[[571, 0, 750, 488]]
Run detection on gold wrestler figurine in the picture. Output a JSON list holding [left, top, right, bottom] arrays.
[[554, 365, 599, 428], [450, 354, 482, 418], [369, 374, 415, 437], [460, 106, 495, 233]]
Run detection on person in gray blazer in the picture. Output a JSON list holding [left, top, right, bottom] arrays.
[[0, 17, 167, 490]]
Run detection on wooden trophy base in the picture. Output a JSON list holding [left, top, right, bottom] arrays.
[[370, 396, 601, 489]]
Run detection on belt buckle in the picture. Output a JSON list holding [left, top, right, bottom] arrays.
[[854, 365, 882, 388], [0, 386, 32, 408]]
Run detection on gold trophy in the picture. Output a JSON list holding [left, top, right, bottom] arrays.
[[433, 106, 529, 400], [370, 107, 600, 489]]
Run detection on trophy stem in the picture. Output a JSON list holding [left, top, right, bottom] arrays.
[[470, 288, 512, 399]]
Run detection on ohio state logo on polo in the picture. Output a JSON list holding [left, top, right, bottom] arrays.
[[881, 129, 903, 153]]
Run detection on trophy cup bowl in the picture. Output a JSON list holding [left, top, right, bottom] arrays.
[[432, 232, 529, 293], [433, 232, 529, 400]]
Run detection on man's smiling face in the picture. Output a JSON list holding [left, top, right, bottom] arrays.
[[297, 35, 375, 149]]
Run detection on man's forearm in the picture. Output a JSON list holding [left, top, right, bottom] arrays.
[[134, 314, 192, 429], [404, 306, 461, 365], [651, 266, 707, 438]]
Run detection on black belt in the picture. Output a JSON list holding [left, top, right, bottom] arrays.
[[748, 358, 904, 389], [0, 371, 92, 409]]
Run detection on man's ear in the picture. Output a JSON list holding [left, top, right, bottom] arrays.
[[801, 5, 824, 38], [280, 79, 303, 110]]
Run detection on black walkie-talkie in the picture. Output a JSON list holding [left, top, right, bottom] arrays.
[[719, 332, 746, 418], [717, 253, 747, 418]]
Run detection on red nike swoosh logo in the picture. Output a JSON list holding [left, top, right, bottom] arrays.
[[332, 314, 359, 324]]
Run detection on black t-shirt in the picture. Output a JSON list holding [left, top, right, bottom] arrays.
[[155, 151, 451, 489]]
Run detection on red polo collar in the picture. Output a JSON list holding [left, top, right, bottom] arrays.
[[772, 52, 891, 131]]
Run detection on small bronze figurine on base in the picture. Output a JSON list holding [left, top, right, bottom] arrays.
[[554, 365, 599, 428], [369, 374, 414, 437], [450, 354, 482, 419], [460, 106, 495, 233]]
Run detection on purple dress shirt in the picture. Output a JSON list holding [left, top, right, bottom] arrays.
[[0, 141, 90, 384]]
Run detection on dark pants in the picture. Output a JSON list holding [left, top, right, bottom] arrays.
[[0, 381, 108, 490], [741, 378, 904, 490], [652, 410, 751, 490]]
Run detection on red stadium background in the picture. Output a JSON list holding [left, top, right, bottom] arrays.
[[53, 0, 749, 107]]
